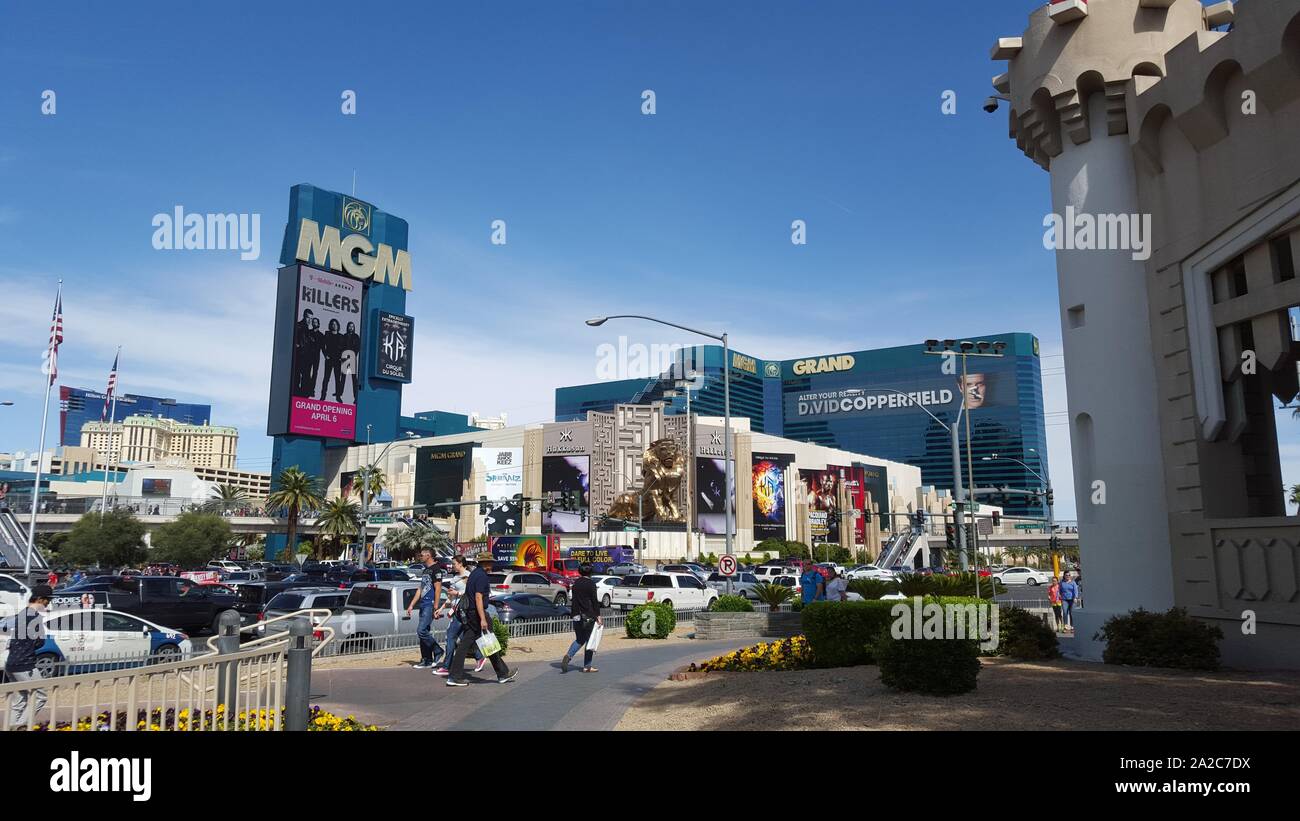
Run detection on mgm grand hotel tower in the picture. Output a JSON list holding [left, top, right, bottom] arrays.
[[992, 0, 1300, 666]]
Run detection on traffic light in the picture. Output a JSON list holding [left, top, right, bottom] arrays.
[[991, 510, 1001, 527], [945, 524, 956, 550], [479, 495, 489, 515], [1045, 487, 1054, 508], [863, 509, 873, 524]]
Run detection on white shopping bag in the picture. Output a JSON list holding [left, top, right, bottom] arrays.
[[585, 621, 604, 652], [476, 629, 503, 657]]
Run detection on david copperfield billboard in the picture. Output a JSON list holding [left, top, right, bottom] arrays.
[[288, 267, 362, 438]]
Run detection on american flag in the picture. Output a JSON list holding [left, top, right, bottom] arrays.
[[102, 350, 120, 421], [45, 290, 64, 385]]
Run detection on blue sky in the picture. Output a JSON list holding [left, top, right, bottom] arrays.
[[0, 0, 1263, 521]]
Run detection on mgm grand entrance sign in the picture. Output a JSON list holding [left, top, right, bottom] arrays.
[[268, 184, 415, 443]]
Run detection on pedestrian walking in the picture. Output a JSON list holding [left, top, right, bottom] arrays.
[[1, 584, 53, 727], [1059, 572, 1078, 631], [824, 568, 848, 602], [433, 557, 487, 677], [445, 554, 514, 687], [1048, 577, 1062, 631], [1074, 571, 1084, 609], [561, 563, 602, 673], [404, 548, 444, 669], [799, 562, 824, 604]]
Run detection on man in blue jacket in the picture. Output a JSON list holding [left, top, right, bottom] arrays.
[[1, 583, 53, 726], [1058, 572, 1079, 631]]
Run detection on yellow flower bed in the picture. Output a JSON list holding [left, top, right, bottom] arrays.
[[688, 636, 814, 672], [23, 705, 378, 732]]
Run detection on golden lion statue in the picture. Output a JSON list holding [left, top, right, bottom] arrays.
[[608, 438, 686, 524]]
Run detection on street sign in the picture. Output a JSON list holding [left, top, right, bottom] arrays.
[[719, 554, 738, 576]]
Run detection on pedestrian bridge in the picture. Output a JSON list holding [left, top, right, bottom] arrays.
[[28, 513, 327, 537]]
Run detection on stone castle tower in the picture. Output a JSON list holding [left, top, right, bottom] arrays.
[[994, 0, 1300, 666]]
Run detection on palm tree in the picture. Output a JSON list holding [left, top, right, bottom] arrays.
[[316, 496, 360, 560], [382, 526, 452, 562], [267, 467, 325, 559], [358, 466, 386, 501], [1290, 484, 1300, 508], [204, 483, 249, 514]]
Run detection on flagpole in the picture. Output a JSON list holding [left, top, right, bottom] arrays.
[[26, 280, 62, 578], [99, 346, 121, 520]]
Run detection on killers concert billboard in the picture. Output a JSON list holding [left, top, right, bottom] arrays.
[[288, 267, 363, 439], [751, 454, 791, 541]]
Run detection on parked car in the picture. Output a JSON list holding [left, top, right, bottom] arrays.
[[844, 564, 895, 581], [489, 592, 570, 623], [0, 573, 30, 616], [486, 570, 569, 606], [539, 571, 574, 591], [232, 577, 341, 625], [753, 565, 798, 583], [256, 587, 351, 637], [606, 562, 648, 576], [326, 567, 410, 589], [996, 567, 1051, 586], [1, 609, 192, 677], [50, 576, 235, 636], [592, 575, 625, 608], [662, 563, 709, 581], [220, 570, 264, 589], [336, 581, 425, 650], [706, 571, 760, 599], [609, 572, 719, 611], [207, 560, 242, 573]]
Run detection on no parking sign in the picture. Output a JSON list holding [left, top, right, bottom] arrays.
[[719, 554, 738, 576]]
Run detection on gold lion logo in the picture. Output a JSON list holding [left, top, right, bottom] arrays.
[[342, 198, 371, 234]]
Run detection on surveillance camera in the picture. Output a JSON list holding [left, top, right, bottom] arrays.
[[983, 97, 1000, 114]]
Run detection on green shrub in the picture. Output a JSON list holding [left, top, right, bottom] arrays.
[[847, 578, 899, 599], [712, 595, 754, 613], [753, 582, 794, 610], [995, 607, 1059, 660], [1096, 607, 1222, 670], [874, 633, 981, 695], [896, 573, 932, 597], [625, 601, 676, 639], [801, 601, 901, 667], [930, 572, 1004, 599], [492, 619, 510, 657]]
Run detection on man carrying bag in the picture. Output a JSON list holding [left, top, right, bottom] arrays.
[[445, 554, 515, 687], [561, 562, 602, 674]]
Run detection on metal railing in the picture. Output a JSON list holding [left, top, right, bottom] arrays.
[[1, 638, 291, 732]]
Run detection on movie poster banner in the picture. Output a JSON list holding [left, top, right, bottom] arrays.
[[696, 458, 735, 535], [478, 447, 523, 536], [289, 267, 363, 439], [542, 455, 589, 534], [799, 468, 840, 543], [834, 465, 867, 546], [413, 444, 477, 510], [751, 453, 792, 541], [857, 463, 890, 532]]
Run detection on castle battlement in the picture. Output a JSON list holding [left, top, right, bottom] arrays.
[[994, 0, 1210, 169]]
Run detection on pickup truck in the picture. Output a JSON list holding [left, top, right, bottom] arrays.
[[334, 581, 429, 651], [53, 575, 237, 635], [608, 572, 719, 611]]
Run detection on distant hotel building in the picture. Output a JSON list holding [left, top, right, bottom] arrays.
[[80, 415, 239, 470], [59, 386, 211, 447], [557, 333, 1050, 518]]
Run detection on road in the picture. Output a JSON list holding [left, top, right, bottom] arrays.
[[309, 637, 756, 731]]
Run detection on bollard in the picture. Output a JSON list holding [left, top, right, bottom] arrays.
[[284, 617, 311, 732], [214, 609, 241, 716]]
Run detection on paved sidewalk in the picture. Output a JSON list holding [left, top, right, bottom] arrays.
[[310, 637, 754, 731]]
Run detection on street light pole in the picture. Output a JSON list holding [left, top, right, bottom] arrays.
[[587, 315, 733, 595], [984, 450, 1056, 572]]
